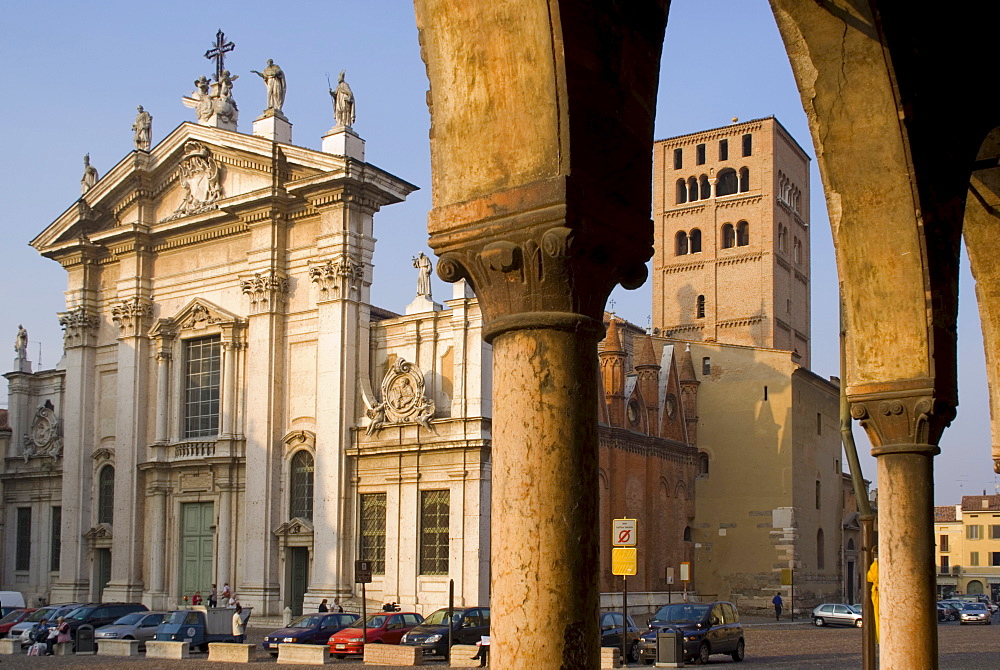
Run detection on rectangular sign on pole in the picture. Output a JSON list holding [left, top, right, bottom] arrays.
[[355, 560, 373, 584], [781, 568, 793, 586], [611, 547, 637, 575], [612, 519, 637, 547], [679, 561, 690, 582]]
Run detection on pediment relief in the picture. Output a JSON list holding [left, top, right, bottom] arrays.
[[150, 298, 244, 340], [85, 523, 113, 541], [273, 517, 314, 538], [282, 430, 316, 452]]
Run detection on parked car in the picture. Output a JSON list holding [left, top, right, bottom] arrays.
[[262, 612, 359, 655], [951, 594, 997, 612], [401, 607, 490, 658], [637, 601, 744, 665], [0, 609, 35, 638], [599, 611, 641, 663], [10, 604, 84, 647], [937, 602, 961, 622], [959, 602, 992, 625], [95, 611, 168, 649], [811, 604, 863, 628], [328, 611, 424, 658], [63, 603, 149, 639]]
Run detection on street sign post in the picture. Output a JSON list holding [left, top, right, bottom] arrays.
[[613, 519, 638, 665], [611, 547, 638, 576], [612, 518, 637, 546]]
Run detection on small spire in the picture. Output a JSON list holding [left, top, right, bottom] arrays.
[[679, 343, 698, 381], [604, 315, 623, 352], [635, 335, 658, 369]]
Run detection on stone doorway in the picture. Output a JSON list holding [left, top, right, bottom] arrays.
[[95, 548, 111, 600], [180, 502, 214, 600], [288, 547, 309, 617]]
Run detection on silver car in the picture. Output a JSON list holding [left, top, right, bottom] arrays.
[[95, 611, 169, 649], [811, 603, 862, 628], [959, 602, 991, 625]]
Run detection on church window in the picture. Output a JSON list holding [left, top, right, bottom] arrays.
[[690, 228, 702, 253], [719, 139, 729, 161], [98, 465, 115, 524], [676, 179, 687, 204], [673, 148, 683, 169], [815, 479, 821, 509], [696, 295, 706, 319], [702, 357, 711, 375], [289, 451, 314, 521], [699, 175, 711, 200], [184, 336, 221, 438], [817, 528, 826, 570], [698, 453, 709, 477], [51, 506, 62, 572], [739, 167, 750, 192], [15, 508, 31, 571], [683, 526, 692, 542], [793, 237, 802, 264], [360, 493, 387, 575], [420, 490, 450, 575], [688, 177, 698, 201], [675, 231, 689, 256], [778, 225, 787, 252], [742, 133, 752, 157], [696, 143, 706, 165], [716, 168, 738, 197], [736, 221, 750, 246], [721, 223, 735, 249]]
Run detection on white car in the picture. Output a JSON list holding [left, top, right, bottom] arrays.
[[959, 602, 991, 625], [811, 604, 862, 628]]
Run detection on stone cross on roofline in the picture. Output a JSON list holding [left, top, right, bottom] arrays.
[[205, 29, 235, 83]]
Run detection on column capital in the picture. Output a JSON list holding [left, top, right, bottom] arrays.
[[429, 177, 651, 342], [849, 384, 956, 452], [111, 297, 153, 339], [58, 306, 100, 349]]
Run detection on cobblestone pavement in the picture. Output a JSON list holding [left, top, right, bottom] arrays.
[[0, 618, 996, 668]]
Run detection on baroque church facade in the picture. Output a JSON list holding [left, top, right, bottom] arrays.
[[0, 57, 699, 616]]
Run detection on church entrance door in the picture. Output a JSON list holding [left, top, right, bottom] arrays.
[[181, 502, 214, 600], [289, 547, 309, 617], [95, 548, 112, 600]]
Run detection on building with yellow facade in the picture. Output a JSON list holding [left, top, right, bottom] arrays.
[[935, 495, 1000, 601]]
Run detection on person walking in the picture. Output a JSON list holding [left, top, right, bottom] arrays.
[[208, 584, 218, 608], [772, 592, 784, 621], [232, 604, 245, 643]]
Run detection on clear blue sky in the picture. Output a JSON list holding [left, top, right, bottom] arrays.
[[0, 0, 992, 504]]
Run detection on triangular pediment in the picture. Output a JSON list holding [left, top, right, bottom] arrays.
[[273, 517, 314, 537], [149, 297, 243, 339]]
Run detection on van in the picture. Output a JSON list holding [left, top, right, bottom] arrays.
[[0, 592, 26, 618]]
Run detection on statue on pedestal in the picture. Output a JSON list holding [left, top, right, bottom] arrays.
[[252, 59, 286, 115], [329, 71, 356, 128], [413, 252, 432, 298], [81, 154, 98, 194], [133, 105, 152, 151], [14, 324, 27, 360]]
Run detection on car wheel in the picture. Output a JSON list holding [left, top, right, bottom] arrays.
[[697, 642, 710, 665], [731, 638, 745, 662], [855, 619, 863, 628], [813, 617, 824, 627], [628, 640, 639, 663]]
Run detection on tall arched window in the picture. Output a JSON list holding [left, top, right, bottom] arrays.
[[739, 167, 750, 192], [98, 465, 115, 524], [778, 225, 788, 252], [793, 237, 802, 264], [698, 453, 709, 476], [716, 168, 738, 197], [675, 231, 689, 256], [676, 178, 687, 204], [817, 528, 826, 570], [688, 177, 698, 202], [721, 223, 735, 249], [290, 451, 315, 520], [683, 526, 692, 542], [699, 175, 711, 200], [689, 228, 702, 253], [736, 220, 750, 246], [696, 295, 706, 319]]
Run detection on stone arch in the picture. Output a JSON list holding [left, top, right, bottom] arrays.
[[674, 480, 687, 500]]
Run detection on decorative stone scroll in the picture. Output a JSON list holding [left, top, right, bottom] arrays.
[[58, 307, 100, 348], [111, 298, 153, 337], [365, 358, 435, 435], [240, 272, 289, 313], [160, 141, 223, 222], [180, 303, 222, 329], [309, 256, 364, 297], [22, 402, 63, 462]]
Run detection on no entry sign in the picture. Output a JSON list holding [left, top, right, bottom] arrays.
[[612, 518, 637, 547]]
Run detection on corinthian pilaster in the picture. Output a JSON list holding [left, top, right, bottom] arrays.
[[309, 255, 365, 300], [58, 307, 100, 349], [240, 271, 289, 314], [110, 297, 153, 338]]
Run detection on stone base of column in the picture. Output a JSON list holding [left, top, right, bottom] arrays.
[[236, 583, 281, 616], [142, 591, 171, 611], [49, 581, 90, 605], [102, 581, 146, 603]]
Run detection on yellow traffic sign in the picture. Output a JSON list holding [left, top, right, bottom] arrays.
[[612, 547, 637, 576]]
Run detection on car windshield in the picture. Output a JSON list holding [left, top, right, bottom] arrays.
[[23, 609, 53, 623], [421, 608, 461, 626], [966, 603, 987, 611], [66, 607, 96, 621], [847, 605, 861, 614], [0, 610, 24, 625], [289, 615, 324, 628], [651, 604, 710, 624], [361, 614, 388, 628], [166, 611, 201, 625], [112, 613, 146, 626]]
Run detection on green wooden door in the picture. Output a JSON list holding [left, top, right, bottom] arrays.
[[95, 548, 112, 599], [289, 547, 309, 617], [181, 502, 215, 599]]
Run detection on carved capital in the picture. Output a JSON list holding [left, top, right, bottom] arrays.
[[427, 178, 652, 342], [111, 298, 153, 338], [58, 306, 100, 349], [849, 387, 956, 455], [309, 255, 365, 299], [240, 271, 289, 314]]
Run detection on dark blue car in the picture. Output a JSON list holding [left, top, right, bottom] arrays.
[[262, 612, 359, 655]]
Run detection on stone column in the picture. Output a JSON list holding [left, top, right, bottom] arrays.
[[217, 482, 233, 590], [220, 341, 236, 438], [148, 484, 169, 607], [154, 351, 171, 444]]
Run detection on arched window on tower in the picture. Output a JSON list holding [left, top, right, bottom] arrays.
[[716, 168, 738, 197], [675, 231, 689, 256], [676, 178, 687, 204], [696, 295, 706, 319], [689, 228, 702, 253], [688, 176, 698, 202], [736, 220, 750, 246], [721, 223, 735, 249], [778, 225, 787, 252], [683, 526, 692, 542], [739, 167, 750, 192], [794, 237, 802, 264], [698, 453, 710, 477], [699, 175, 711, 200], [98, 465, 115, 524], [290, 450, 315, 520]]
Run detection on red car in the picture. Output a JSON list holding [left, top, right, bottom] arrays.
[[328, 611, 424, 657], [0, 609, 36, 638]]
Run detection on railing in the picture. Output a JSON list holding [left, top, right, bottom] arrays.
[[174, 442, 216, 459]]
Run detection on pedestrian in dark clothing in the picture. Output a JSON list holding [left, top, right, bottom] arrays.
[[319, 599, 329, 612], [772, 592, 783, 621]]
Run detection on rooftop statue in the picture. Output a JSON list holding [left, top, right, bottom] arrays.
[[413, 252, 432, 299], [329, 70, 356, 128], [81, 154, 98, 194], [14, 324, 27, 360], [133, 105, 152, 151], [251, 59, 286, 115]]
